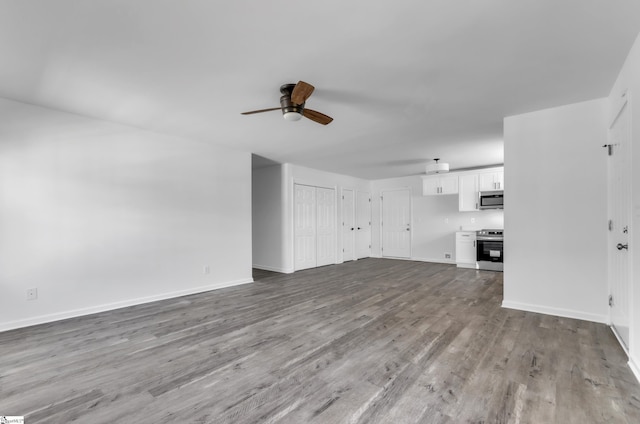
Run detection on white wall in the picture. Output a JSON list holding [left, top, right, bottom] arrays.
[[371, 175, 504, 262], [503, 98, 608, 323], [0, 99, 252, 331], [609, 31, 640, 379], [252, 164, 288, 273]]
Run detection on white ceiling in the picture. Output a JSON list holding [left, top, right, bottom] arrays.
[[2, 1, 640, 179]]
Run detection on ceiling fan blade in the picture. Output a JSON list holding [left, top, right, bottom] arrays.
[[241, 107, 281, 115], [303, 109, 333, 125], [291, 81, 315, 104]]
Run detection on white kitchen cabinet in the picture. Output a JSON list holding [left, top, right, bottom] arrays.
[[455, 231, 477, 268], [458, 173, 479, 211], [422, 174, 458, 195], [478, 170, 504, 191]]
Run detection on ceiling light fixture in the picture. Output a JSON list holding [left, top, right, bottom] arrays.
[[426, 158, 450, 174], [283, 111, 303, 121]]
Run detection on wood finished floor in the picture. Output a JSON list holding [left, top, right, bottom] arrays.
[[1, 259, 639, 423]]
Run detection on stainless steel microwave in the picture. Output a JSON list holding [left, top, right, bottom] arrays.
[[478, 190, 504, 210]]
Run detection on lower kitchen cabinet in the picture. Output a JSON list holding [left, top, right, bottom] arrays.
[[455, 231, 477, 269]]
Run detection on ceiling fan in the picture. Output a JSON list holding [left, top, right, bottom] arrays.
[[241, 81, 333, 125]]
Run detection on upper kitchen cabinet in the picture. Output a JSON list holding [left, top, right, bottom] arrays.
[[458, 166, 504, 211], [478, 169, 504, 191], [422, 174, 458, 195], [458, 173, 479, 211]]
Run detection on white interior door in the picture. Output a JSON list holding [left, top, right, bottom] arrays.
[[316, 187, 336, 267], [294, 184, 316, 271], [356, 191, 372, 259], [381, 188, 411, 258], [342, 189, 355, 262], [608, 98, 631, 349]]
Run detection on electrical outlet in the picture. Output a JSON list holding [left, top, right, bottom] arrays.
[[27, 288, 38, 300], [444, 252, 452, 259], [203, 265, 211, 275]]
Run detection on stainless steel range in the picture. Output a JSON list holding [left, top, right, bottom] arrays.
[[476, 229, 503, 271]]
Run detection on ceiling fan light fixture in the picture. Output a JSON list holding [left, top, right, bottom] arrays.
[[426, 158, 449, 174], [283, 111, 303, 121]]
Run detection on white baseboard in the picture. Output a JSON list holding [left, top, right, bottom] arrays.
[[412, 256, 456, 265], [252, 264, 294, 274], [501, 300, 608, 324], [629, 355, 640, 384], [374, 255, 455, 265], [0, 278, 253, 333], [610, 327, 640, 385]]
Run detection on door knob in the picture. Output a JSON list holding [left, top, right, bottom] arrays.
[[357, 227, 362, 230], [351, 227, 354, 230], [617, 243, 628, 250]]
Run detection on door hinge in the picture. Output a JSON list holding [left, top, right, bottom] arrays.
[[609, 295, 614, 307], [609, 220, 613, 231]]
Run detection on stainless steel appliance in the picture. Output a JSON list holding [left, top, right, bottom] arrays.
[[476, 229, 503, 271], [478, 190, 504, 210]]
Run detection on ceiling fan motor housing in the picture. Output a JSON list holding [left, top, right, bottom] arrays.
[[280, 84, 304, 120]]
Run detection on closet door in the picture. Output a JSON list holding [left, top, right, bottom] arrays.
[[316, 187, 336, 267], [294, 184, 316, 270], [356, 191, 371, 259], [342, 189, 356, 262]]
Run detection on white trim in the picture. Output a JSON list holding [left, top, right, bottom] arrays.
[[411, 256, 456, 265], [253, 264, 294, 274], [292, 179, 334, 191], [0, 278, 253, 333], [501, 300, 608, 324], [629, 355, 640, 384], [610, 325, 639, 385], [611, 324, 630, 354], [609, 94, 628, 129]]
